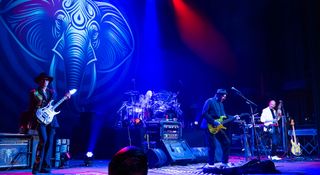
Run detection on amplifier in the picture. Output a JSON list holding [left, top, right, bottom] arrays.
[[160, 121, 182, 140], [0, 133, 32, 168], [146, 120, 182, 141]]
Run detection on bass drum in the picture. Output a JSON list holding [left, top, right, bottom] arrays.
[[147, 148, 167, 168]]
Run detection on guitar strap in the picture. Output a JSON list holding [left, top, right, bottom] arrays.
[[270, 108, 276, 119], [34, 90, 43, 107], [219, 102, 226, 115], [269, 108, 280, 133]]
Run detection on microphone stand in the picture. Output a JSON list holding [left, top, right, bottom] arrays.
[[232, 90, 260, 161]]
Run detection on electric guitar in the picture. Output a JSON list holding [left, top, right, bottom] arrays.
[[263, 106, 282, 133], [36, 89, 77, 125], [208, 113, 248, 134], [290, 119, 302, 156]]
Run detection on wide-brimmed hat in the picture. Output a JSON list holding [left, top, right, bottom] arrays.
[[216, 88, 227, 94], [34, 72, 53, 83]]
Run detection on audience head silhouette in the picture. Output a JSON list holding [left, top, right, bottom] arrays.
[[108, 146, 148, 175]]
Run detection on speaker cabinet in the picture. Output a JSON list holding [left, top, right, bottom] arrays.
[[147, 148, 168, 168], [161, 139, 195, 164], [0, 133, 33, 168]]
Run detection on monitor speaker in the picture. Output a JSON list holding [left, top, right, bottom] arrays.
[[147, 148, 167, 168], [161, 139, 195, 164]]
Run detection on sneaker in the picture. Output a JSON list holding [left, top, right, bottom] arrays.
[[207, 163, 216, 168], [215, 162, 229, 169], [206, 163, 216, 168], [207, 162, 224, 168], [227, 162, 235, 167], [271, 156, 282, 160]]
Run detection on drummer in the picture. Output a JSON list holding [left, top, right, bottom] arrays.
[[140, 90, 153, 108], [138, 90, 154, 120]]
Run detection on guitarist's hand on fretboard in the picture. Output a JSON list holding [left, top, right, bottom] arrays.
[[213, 120, 221, 127], [65, 92, 72, 99], [208, 113, 248, 134]]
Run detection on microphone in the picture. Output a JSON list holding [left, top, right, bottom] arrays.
[[231, 87, 241, 93]]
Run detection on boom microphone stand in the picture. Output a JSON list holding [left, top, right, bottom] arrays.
[[231, 87, 260, 160]]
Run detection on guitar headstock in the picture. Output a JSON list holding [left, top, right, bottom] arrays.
[[65, 89, 77, 99], [290, 119, 295, 126], [277, 100, 283, 116], [69, 89, 77, 95]]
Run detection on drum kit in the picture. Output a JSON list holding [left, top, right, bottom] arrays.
[[117, 90, 183, 127]]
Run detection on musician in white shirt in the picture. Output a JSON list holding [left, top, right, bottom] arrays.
[[260, 100, 282, 160]]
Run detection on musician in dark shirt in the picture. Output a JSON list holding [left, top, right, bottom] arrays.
[[201, 89, 233, 167], [29, 72, 70, 174]]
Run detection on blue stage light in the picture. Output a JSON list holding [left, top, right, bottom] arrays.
[[84, 152, 94, 166], [86, 152, 93, 158]]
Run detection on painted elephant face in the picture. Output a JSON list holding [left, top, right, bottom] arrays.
[[0, 0, 135, 98]]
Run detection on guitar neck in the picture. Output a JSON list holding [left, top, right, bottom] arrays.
[[52, 96, 68, 110], [292, 125, 297, 142], [221, 115, 238, 125]]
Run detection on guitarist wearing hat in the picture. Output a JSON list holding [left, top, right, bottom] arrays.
[[28, 72, 72, 174], [201, 88, 239, 168]]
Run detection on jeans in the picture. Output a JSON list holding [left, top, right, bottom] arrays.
[[33, 124, 56, 171]]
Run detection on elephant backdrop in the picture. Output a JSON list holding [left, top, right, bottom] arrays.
[[0, 0, 135, 109]]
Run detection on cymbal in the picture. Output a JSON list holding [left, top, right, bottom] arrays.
[[124, 90, 139, 96]]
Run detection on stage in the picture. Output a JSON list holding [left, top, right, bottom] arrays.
[[1, 155, 319, 175]]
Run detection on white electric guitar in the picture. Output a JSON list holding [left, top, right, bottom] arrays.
[[36, 89, 77, 125]]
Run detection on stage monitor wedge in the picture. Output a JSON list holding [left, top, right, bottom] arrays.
[[161, 139, 195, 164]]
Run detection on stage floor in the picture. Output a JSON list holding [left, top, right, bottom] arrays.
[[0, 155, 319, 174]]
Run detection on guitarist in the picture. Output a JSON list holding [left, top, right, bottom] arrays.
[[201, 88, 234, 168], [28, 72, 71, 174], [260, 100, 282, 161]]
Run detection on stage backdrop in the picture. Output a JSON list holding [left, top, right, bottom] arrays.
[[1, 0, 319, 158]]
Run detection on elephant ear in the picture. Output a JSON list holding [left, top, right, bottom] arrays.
[[94, 1, 135, 72], [0, 0, 60, 61]]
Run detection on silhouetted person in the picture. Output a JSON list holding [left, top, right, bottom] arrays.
[[108, 146, 148, 175]]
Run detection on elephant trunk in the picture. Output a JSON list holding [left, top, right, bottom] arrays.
[[64, 30, 89, 91]]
